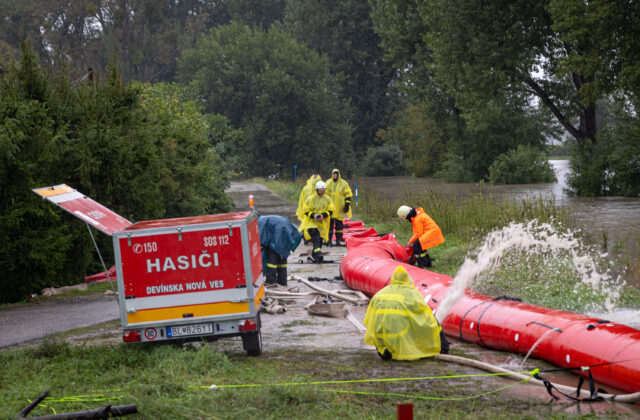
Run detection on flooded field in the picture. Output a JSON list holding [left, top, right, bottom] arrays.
[[353, 160, 640, 292], [354, 161, 640, 248]]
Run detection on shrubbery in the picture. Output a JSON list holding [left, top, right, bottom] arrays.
[[360, 144, 404, 176], [488, 145, 556, 184], [568, 102, 640, 197], [0, 46, 232, 303]]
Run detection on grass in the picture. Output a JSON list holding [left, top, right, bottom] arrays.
[[255, 178, 640, 312], [253, 177, 306, 204], [0, 339, 612, 419]]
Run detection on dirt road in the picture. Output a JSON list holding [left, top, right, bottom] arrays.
[[225, 181, 372, 353]]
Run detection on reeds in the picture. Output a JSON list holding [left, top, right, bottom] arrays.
[[357, 187, 577, 240]]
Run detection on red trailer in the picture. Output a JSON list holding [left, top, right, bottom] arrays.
[[34, 185, 265, 355]]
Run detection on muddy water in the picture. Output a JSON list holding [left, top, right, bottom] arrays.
[[355, 160, 640, 288], [355, 161, 640, 244]]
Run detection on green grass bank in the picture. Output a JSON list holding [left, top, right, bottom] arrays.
[[0, 339, 622, 419]]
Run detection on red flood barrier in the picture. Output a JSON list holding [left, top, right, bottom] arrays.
[[340, 223, 640, 394]]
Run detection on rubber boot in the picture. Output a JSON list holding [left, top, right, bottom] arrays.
[[276, 266, 287, 287], [440, 330, 449, 354], [417, 253, 432, 268], [378, 349, 392, 361], [312, 249, 324, 263]]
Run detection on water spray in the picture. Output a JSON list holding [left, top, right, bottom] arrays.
[[436, 219, 625, 324]]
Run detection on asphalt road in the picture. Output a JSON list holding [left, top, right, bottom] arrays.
[[0, 297, 119, 349]]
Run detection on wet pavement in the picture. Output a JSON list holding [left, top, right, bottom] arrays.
[[0, 297, 119, 349], [225, 181, 371, 353]]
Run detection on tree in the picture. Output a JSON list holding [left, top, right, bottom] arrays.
[[285, 0, 397, 154], [418, 0, 596, 144], [178, 23, 354, 177], [375, 101, 449, 177], [438, 95, 559, 182], [0, 45, 232, 303], [227, 0, 285, 29], [0, 0, 232, 82], [370, 0, 639, 192], [568, 99, 640, 196]]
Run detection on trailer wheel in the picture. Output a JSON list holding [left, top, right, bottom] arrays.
[[242, 314, 262, 356], [243, 329, 262, 356]]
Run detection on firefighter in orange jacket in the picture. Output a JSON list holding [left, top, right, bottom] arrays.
[[397, 205, 444, 268]]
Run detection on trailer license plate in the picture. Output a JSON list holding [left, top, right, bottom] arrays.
[[168, 323, 213, 337]]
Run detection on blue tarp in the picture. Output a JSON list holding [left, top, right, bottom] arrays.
[[258, 215, 302, 273]]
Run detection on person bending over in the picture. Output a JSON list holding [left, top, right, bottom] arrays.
[[364, 265, 449, 360], [298, 181, 335, 263], [397, 205, 444, 268]]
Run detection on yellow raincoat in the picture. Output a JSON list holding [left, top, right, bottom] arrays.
[[298, 190, 335, 242], [296, 175, 322, 222], [364, 265, 442, 360], [325, 169, 353, 221]]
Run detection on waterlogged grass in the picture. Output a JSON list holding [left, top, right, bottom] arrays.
[[472, 251, 633, 313], [0, 340, 603, 419]]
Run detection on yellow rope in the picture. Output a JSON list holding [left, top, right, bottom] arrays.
[[324, 377, 531, 401], [201, 369, 538, 390]]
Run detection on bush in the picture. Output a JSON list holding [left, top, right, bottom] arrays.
[[488, 145, 556, 184], [360, 145, 404, 176], [568, 102, 640, 197], [435, 154, 476, 183], [0, 45, 232, 303]]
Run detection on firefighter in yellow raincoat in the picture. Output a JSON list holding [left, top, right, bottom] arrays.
[[298, 181, 335, 262], [296, 174, 322, 223], [325, 169, 352, 246], [364, 265, 448, 360]]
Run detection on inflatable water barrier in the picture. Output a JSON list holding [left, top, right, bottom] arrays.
[[339, 221, 640, 394]]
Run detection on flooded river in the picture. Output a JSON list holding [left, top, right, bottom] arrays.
[[354, 160, 640, 257]]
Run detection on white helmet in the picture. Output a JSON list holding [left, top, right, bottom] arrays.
[[397, 205, 411, 219], [315, 181, 327, 190]]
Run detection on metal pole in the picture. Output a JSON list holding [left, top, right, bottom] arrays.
[[86, 223, 116, 293], [397, 402, 413, 420], [355, 183, 358, 206]]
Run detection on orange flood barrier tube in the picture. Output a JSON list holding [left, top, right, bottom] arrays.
[[340, 221, 640, 394]]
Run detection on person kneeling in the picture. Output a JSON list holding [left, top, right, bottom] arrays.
[[364, 265, 449, 360]]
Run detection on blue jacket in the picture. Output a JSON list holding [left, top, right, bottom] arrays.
[[258, 215, 302, 272]]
